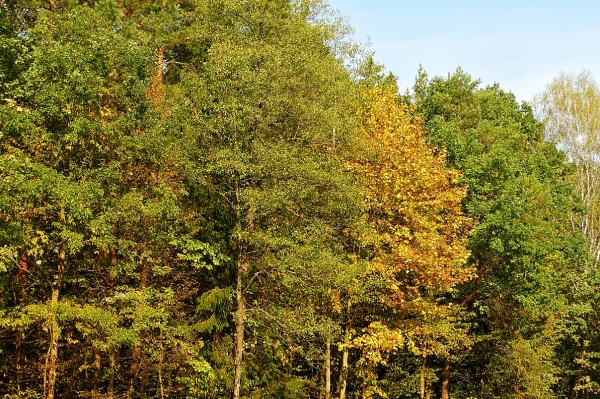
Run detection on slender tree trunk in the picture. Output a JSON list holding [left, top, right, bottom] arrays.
[[45, 287, 60, 399], [233, 185, 253, 399], [158, 355, 165, 399], [15, 330, 24, 391], [15, 250, 27, 391], [93, 348, 101, 397], [569, 338, 587, 399], [129, 346, 141, 397], [156, 328, 165, 399], [231, 172, 259, 399], [480, 375, 485, 398], [146, 43, 167, 112], [337, 336, 349, 399], [337, 300, 351, 399], [420, 355, 426, 399], [129, 260, 148, 398], [108, 248, 116, 399], [18, 250, 28, 280], [45, 224, 65, 399], [109, 248, 116, 297], [325, 335, 331, 399], [425, 356, 432, 399], [156, 44, 164, 80], [108, 350, 116, 399], [441, 357, 450, 399], [232, 266, 246, 399]]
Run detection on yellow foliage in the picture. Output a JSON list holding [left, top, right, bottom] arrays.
[[349, 85, 475, 389], [351, 85, 473, 304]]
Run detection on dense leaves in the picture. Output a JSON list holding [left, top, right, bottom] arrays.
[[346, 83, 472, 398], [0, 1, 597, 399], [410, 68, 589, 399]]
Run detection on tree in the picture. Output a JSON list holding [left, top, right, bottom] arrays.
[[535, 70, 600, 398], [348, 82, 472, 398], [169, 0, 367, 397], [535, 70, 600, 265], [0, 0, 375, 397], [411, 68, 589, 398], [0, 1, 204, 397]]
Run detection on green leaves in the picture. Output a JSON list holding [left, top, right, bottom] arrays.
[[2, 1, 594, 398], [171, 238, 227, 270], [412, 68, 590, 398]]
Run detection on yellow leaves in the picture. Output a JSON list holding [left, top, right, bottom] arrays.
[[351, 322, 404, 365], [346, 85, 474, 394], [330, 289, 343, 313], [350, 84, 473, 302], [4, 98, 30, 114], [27, 231, 48, 259], [36, 230, 49, 245], [98, 106, 114, 119]]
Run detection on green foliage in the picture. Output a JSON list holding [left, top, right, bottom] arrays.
[[410, 67, 590, 398], [0, 1, 596, 398], [482, 339, 557, 399], [2, 391, 40, 399]]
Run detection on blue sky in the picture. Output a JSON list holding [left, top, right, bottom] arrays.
[[326, 0, 600, 103]]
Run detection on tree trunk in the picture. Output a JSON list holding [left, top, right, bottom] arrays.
[[93, 348, 101, 397], [129, 259, 148, 398], [441, 357, 450, 399], [158, 352, 165, 399], [108, 247, 116, 399], [337, 337, 349, 399], [15, 250, 28, 391], [336, 300, 351, 399], [45, 287, 60, 399], [420, 355, 426, 399], [45, 231, 65, 399], [325, 335, 331, 399], [155, 328, 166, 399], [232, 264, 246, 399], [425, 356, 432, 399], [146, 44, 167, 112], [15, 330, 24, 391], [480, 376, 484, 399], [18, 250, 28, 281], [108, 350, 116, 399], [571, 341, 587, 399], [129, 346, 142, 397]]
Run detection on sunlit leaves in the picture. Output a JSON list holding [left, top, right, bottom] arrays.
[[348, 84, 473, 395], [353, 84, 472, 302]]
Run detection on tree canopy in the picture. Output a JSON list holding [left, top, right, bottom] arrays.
[[0, 1, 598, 399]]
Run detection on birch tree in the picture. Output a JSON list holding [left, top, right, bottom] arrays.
[[535, 70, 600, 265]]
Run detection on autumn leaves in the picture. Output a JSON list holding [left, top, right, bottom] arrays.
[[0, 1, 591, 398], [344, 84, 473, 397]]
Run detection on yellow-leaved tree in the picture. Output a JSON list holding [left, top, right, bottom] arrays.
[[349, 83, 474, 398]]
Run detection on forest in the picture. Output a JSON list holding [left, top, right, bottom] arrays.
[[1, 0, 600, 398]]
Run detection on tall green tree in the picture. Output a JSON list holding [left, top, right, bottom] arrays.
[[170, 1, 367, 396], [535, 70, 600, 398], [410, 68, 589, 399], [0, 1, 206, 397]]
